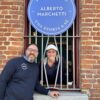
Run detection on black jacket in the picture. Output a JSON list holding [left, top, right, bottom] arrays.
[[40, 60, 66, 85], [0, 57, 48, 100]]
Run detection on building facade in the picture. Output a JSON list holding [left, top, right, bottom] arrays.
[[0, 0, 100, 100]]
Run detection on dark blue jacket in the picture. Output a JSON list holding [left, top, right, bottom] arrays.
[[0, 57, 49, 100]]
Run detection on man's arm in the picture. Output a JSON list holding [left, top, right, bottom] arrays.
[[35, 64, 49, 95], [35, 64, 60, 97], [35, 81, 49, 95], [35, 82, 60, 97], [0, 59, 16, 100], [35, 70, 60, 97]]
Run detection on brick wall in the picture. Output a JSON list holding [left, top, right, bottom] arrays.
[[0, 0, 100, 100], [80, 0, 100, 100], [0, 0, 25, 69]]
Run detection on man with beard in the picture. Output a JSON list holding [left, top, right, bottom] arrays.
[[0, 44, 59, 100]]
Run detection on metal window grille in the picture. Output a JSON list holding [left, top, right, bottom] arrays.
[[24, 22, 80, 91]]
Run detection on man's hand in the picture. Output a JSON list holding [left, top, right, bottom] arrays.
[[48, 91, 60, 98]]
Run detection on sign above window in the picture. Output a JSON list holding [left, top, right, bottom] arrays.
[[28, 0, 76, 36]]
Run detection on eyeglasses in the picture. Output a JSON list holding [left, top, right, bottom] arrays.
[[27, 48, 38, 52]]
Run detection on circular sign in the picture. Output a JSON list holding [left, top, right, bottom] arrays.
[[28, 0, 76, 35]]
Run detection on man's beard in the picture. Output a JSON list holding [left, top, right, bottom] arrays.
[[27, 53, 35, 63]]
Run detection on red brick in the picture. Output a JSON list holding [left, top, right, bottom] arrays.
[[81, 55, 94, 59], [5, 15, 11, 19], [85, 0, 93, 3], [81, 13, 96, 18], [4, 24, 11, 27], [90, 98, 100, 100], [0, 65, 4, 68], [93, 37, 100, 40], [81, 46, 93, 51], [11, 6, 18, 10], [81, 69, 96, 74], [0, 55, 6, 60], [2, 19, 9, 23], [82, 5, 95, 9], [8, 46, 22, 51], [81, 65, 93, 69], [82, 79, 89, 83], [1, 10, 9, 14], [94, 51, 100, 55], [0, 46, 7, 50], [94, 75, 100, 79], [4, 51, 18, 55], [81, 60, 96, 65], [86, 75, 93, 78], [11, 33, 23, 37], [93, 84, 100, 88], [93, 27, 100, 31], [7, 56, 18, 60], [1, 2, 14, 5], [90, 89, 100, 94], [0, 15, 4, 18], [11, 42, 23, 46], [93, 1, 100, 4], [4, 33, 11, 36], [81, 23, 95, 27], [0, 6, 11, 10], [12, 15, 18, 19], [97, 70, 100, 74], [0, 37, 7, 41], [9, 11, 22, 15], [81, 50, 94, 55], [8, 37, 23, 41], [3, 42, 10, 45], [82, 83, 92, 89], [7, 28, 17, 32], [97, 79, 100, 83]]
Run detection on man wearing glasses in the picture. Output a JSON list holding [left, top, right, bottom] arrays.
[[0, 44, 59, 100]]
